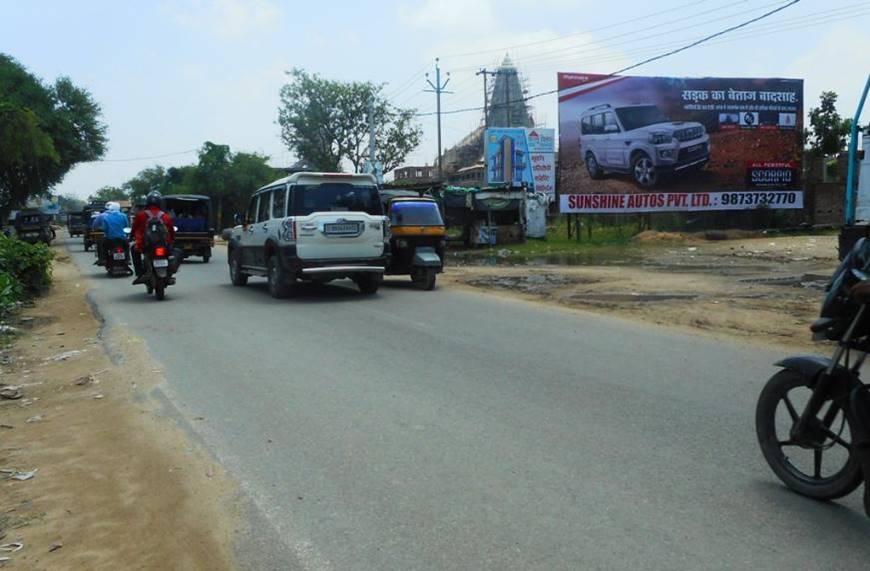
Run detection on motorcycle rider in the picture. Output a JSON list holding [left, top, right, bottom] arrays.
[[99, 202, 130, 270], [131, 191, 175, 284]]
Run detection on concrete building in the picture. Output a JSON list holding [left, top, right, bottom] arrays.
[[393, 165, 436, 183]]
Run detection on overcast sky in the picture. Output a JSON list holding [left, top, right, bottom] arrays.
[[2, 0, 869, 199]]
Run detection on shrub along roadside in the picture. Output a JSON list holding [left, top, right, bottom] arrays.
[[0, 235, 53, 317]]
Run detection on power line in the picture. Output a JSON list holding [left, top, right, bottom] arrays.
[[510, 2, 870, 75], [414, 0, 804, 118], [441, 0, 722, 59], [614, 0, 798, 74], [86, 149, 198, 163], [458, 0, 782, 72]]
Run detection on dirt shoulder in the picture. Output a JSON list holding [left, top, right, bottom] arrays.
[[0, 247, 237, 569], [445, 233, 838, 350]]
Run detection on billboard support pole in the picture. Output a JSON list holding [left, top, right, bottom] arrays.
[[845, 73, 870, 226]]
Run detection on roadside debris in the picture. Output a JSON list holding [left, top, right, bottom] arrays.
[[0, 385, 22, 400], [25, 415, 42, 423], [73, 375, 95, 386], [0, 326, 21, 336], [48, 542, 63, 552], [0, 543, 23, 553], [45, 349, 83, 362], [0, 469, 37, 481]]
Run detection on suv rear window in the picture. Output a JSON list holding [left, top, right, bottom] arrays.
[[290, 184, 383, 216], [390, 202, 443, 226]]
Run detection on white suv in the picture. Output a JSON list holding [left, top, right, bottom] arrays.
[[227, 172, 390, 298], [579, 103, 710, 188]]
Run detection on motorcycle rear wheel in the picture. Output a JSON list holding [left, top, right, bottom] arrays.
[[155, 284, 165, 301], [756, 369, 863, 500]]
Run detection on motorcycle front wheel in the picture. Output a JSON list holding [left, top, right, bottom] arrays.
[[756, 369, 863, 500]]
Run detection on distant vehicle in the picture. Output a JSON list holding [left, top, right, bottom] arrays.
[[227, 172, 390, 298], [13, 209, 53, 244], [384, 196, 445, 290], [67, 211, 87, 237], [579, 103, 710, 188], [163, 195, 214, 262]]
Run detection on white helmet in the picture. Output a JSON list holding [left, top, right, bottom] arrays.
[[107, 202, 121, 212]]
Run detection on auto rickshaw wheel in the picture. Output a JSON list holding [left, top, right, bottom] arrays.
[[412, 268, 437, 291]]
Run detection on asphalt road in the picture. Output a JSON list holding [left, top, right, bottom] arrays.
[[66, 237, 870, 570]]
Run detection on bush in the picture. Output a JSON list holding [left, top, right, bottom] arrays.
[[0, 235, 53, 315]]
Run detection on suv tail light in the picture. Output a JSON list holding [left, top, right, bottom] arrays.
[[153, 246, 167, 257], [383, 218, 391, 243]]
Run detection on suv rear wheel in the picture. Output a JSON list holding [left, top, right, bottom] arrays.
[[355, 273, 381, 295], [585, 152, 604, 180], [632, 152, 658, 188], [229, 249, 248, 286], [267, 256, 291, 298]]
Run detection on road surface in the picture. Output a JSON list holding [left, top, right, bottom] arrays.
[[67, 238, 870, 570]]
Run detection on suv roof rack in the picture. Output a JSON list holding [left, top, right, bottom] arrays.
[[584, 103, 613, 113]]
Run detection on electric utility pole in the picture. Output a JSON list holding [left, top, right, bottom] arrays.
[[476, 68, 497, 128], [368, 96, 376, 166], [425, 58, 451, 181]]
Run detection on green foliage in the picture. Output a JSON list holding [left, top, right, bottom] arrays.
[[113, 142, 278, 228], [0, 271, 22, 317], [0, 235, 53, 317], [123, 166, 167, 202], [0, 53, 107, 216], [806, 91, 852, 157], [57, 193, 85, 213], [278, 69, 422, 173], [88, 185, 128, 203]]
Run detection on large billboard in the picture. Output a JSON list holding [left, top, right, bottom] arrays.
[[557, 73, 804, 213], [485, 128, 555, 197]]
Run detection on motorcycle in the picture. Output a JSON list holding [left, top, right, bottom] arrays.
[[104, 238, 132, 277], [132, 224, 179, 301], [756, 238, 870, 517]]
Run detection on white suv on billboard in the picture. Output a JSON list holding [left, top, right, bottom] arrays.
[[579, 103, 710, 188]]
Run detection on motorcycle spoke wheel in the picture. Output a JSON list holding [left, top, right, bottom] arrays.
[[756, 370, 863, 500]]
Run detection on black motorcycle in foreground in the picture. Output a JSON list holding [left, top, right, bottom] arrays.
[[757, 238, 870, 517]]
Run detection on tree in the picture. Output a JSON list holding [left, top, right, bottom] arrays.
[[123, 166, 168, 202], [88, 185, 128, 203], [0, 54, 107, 217], [57, 193, 85, 213], [806, 91, 852, 157], [277, 69, 422, 173]]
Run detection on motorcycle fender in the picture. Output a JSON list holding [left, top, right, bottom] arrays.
[[413, 247, 442, 268], [775, 354, 857, 394], [155, 267, 168, 278]]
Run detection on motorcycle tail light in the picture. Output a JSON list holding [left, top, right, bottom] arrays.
[[154, 246, 167, 257], [114, 246, 124, 253]]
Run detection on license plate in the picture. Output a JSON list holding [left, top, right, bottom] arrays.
[[153, 259, 169, 268], [687, 144, 703, 153], [113, 253, 126, 260], [324, 222, 361, 236]]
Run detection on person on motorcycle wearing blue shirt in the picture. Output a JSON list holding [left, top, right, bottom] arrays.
[[98, 202, 130, 271], [100, 202, 129, 239]]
